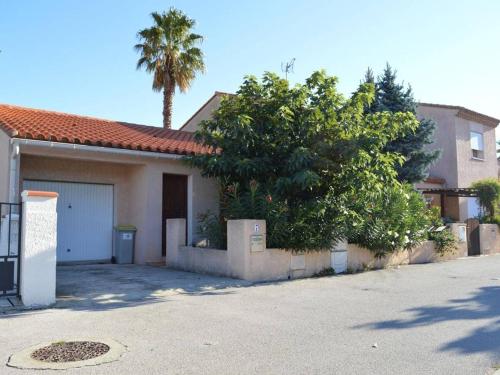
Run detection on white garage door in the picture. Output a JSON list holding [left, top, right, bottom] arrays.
[[23, 180, 113, 263]]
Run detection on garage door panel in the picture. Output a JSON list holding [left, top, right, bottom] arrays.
[[23, 180, 113, 263]]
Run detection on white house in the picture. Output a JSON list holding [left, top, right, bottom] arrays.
[[0, 104, 218, 264]]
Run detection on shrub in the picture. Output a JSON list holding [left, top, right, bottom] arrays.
[[429, 229, 457, 255], [197, 181, 290, 249], [480, 215, 500, 226], [426, 206, 443, 228], [347, 184, 430, 258], [197, 211, 226, 249], [471, 178, 500, 217], [221, 181, 290, 248], [426, 206, 457, 255]]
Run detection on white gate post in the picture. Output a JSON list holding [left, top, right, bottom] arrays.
[[20, 190, 58, 307]]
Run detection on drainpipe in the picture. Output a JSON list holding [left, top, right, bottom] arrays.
[[8, 140, 20, 203]]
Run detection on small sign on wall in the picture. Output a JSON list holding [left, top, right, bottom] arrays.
[[250, 234, 264, 252], [254, 224, 260, 233]]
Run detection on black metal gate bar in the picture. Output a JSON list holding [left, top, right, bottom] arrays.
[[0, 202, 22, 297], [17, 204, 22, 298], [8, 203, 12, 256]]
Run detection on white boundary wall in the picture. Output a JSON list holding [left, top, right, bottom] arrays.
[[20, 190, 58, 307], [167, 219, 500, 279], [166, 219, 330, 281], [479, 224, 500, 255], [347, 223, 469, 272]]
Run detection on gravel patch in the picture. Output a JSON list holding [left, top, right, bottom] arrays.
[[31, 341, 110, 362]]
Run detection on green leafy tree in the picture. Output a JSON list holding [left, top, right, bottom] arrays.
[[135, 8, 205, 128], [363, 64, 440, 183], [188, 71, 420, 251]]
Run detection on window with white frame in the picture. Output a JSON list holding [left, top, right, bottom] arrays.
[[470, 131, 484, 159]]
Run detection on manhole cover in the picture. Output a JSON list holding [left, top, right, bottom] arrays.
[[31, 341, 110, 363], [7, 338, 125, 370]]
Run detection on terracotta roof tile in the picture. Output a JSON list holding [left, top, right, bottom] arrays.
[[0, 104, 211, 155]]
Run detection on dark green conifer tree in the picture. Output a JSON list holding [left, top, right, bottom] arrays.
[[364, 64, 440, 183]]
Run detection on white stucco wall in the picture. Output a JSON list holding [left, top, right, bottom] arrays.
[[20, 191, 57, 307], [347, 238, 467, 272], [0, 130, 11, 202], [18, 144, 219, 264], [167, 219, 331, 281]]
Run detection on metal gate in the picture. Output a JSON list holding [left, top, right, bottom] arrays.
[[0, 203, 22, 297], [465, 218, 480, 256]]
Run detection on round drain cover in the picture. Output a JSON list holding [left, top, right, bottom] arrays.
[[8, 338, 125, 370], [31, 341, 110, 363]]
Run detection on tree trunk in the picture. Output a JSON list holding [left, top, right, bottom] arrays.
[[163, 72, 175, 129]]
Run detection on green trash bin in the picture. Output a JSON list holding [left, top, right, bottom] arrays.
[[113, 225, 137, 264]]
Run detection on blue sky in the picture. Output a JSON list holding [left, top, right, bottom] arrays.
[[1, 1, 499, 129]]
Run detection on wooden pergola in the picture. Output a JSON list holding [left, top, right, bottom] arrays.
[[418, 188, 478, 217]]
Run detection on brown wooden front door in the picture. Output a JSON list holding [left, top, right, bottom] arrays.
[[162, 174, 188, 256], [465, 218, 480, 256]]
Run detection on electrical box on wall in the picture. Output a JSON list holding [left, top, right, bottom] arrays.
[[458, 225, 467, 243]]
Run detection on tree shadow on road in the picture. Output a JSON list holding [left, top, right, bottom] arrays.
[[355, 286, 500, 357]]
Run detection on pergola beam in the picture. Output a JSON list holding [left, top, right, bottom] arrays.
[[418, 187, 478, 218], [418, 188, 478, 197]]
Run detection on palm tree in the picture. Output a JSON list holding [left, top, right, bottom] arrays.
[[135, 9, 205, 129]]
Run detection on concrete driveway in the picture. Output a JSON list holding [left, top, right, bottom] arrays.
[[1, 256, 500, 374], [55, 264, 250, 310]]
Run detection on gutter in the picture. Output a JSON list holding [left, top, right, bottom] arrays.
[[8, 142, 20, 202], [10, 138, 184, 160]]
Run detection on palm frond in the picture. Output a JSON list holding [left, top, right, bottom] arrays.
[[135, 8, 205, 97]]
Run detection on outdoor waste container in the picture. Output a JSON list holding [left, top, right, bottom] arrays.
[[113, 225, 137, 264]]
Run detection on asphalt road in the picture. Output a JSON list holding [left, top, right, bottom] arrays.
[[1, 256, 500, 375]]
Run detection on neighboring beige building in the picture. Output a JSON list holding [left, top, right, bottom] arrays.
[[179, 91, 227, 132], [415, 103, 500, 221]]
